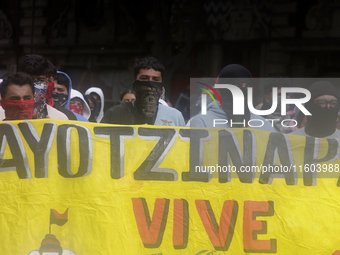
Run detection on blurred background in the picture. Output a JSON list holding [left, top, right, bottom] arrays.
[[0, 0, 340, 106]]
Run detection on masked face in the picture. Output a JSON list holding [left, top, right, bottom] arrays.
[[1, 99, 34, 120], [305, 95, 340, 137], [33, 80, 48, 119], [94, 101, 101, 117], [52, 92, 68, 108], [69, 99, 84, 115], [69, 103, 84, 115], [133, 80, 162, 119]]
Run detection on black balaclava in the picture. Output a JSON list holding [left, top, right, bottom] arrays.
[[133, 80, 163, 125], [218, 64, 253, 127], [305, 81, 340, 138], [52, 93, 68, 108]]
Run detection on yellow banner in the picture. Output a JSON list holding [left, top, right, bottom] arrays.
[[1, 119, 340, 254]]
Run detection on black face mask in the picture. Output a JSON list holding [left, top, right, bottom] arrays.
[[133, 80, 163, 125], [52, 93, 68, 108], [305, 102, 339, 138], [221, 86, 250, 128]]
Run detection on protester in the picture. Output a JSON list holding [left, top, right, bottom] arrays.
[[18, 54, 68, 120], [190, 64, 275, 131], [84, 94, 96, 122], [0, 72, 34, 120], [291, 81, 340, 138], [52, 71, 88, 122], [85, 87, 105, 123], [69, 89, 91, 119], [101, 57, 185, 126], [120, 89, 136, 103]]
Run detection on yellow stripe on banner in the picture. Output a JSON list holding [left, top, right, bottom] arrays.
[[0, 119, 340, 254]]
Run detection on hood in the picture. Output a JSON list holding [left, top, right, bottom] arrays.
[[85, 87, 104, 122], [206, 101, 226, 118], [57, 71, 72, 109], [70, 89, 91, 119]]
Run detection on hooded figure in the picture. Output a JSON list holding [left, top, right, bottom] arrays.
[[190, 64, 275, 131], [52, 71, 88, 122], [218, 64, 253, 127], [85, 87, 104, 123], [70, 89, 91, 119], [291, 81, 340, 138]]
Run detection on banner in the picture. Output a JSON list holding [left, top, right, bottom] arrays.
[[1, 119, 340, 254]]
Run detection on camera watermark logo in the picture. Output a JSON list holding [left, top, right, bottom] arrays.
[[196, 82, 222, 115], [200, 84, 311, 116]]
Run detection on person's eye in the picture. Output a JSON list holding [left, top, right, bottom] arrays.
[[24, 96, 32, 100]]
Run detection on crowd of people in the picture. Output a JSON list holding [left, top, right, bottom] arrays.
[[0, 54, 339, 139]]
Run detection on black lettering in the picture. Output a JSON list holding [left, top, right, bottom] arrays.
[[0, 123, 31, 179], [57, 124, 93, 178], [218, 129, 256, 183], [134, 128, 178, 181], [18, 121, 57, 178], [94, 126, 136, 179], [303, 138, 339, 186], [259, 133, 297, 185], [180, 129, 211, 182]]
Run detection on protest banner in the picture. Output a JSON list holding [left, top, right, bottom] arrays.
[[1, 119, 340, 254]]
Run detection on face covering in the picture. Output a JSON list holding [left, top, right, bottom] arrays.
[[69, 104, 84, 115], [52, 92, 68, 108], [133, 80, 163, 125], [33, 81, 48, 119], [1, 99, 34, 120], [305, 102, 339, 138], [94, 101, 101, 118], [46, 82, 55, 106]]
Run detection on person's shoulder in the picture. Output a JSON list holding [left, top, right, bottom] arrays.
[[46, 105, 68, 120], [101, 102, 134, 124], [190, 113, 207, 127], [158, 104, 181, 115], [154, 104, 185, 126], [106, 103, 132, 115], [73, 112, 89, 122]]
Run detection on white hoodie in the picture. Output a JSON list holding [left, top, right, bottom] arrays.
[[85, 87, 105, 123], [70, 89, 91, 120]]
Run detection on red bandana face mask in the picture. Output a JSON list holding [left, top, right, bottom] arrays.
[[69, 104, 84, 115], [1, 99, 35, 120], [46, 81, 55, 106]]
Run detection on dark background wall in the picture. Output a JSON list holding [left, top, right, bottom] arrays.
[[1, 0, 340, 105]]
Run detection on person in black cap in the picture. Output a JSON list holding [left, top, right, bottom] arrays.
[[190, 64, 275, 131], [291, 81, 340, 138]]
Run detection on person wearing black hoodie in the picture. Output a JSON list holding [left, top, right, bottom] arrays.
[[291, 81, 340, 138]]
